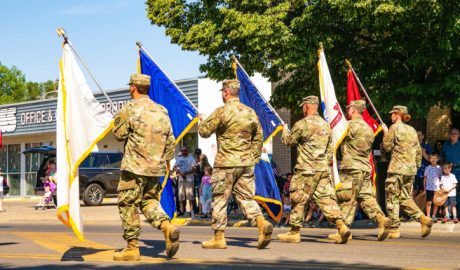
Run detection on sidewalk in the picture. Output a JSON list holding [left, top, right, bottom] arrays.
[[2, 198, 459, 233]]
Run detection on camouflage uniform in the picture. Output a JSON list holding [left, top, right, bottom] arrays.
[[199, 96, 263, 231], [382, 107, 423, 228], [337, 107, 384, 226], [113, 89, 175, 241], [281, 106, 344, 228]]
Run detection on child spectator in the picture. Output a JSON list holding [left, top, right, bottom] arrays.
[[440, 163, 458, 223], [281, 196, 291, 227], [424, 153, 442, 222], [304, 200, 324, 227], [283, 173, 292, 199], [199, 166, 212, 218]]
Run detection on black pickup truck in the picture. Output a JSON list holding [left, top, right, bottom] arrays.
[[23, 146, 123, 206]]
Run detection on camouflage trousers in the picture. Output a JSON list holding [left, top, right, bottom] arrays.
[[117, 171, 170, 241], [385, 173, 423, 228], [211, 166, 263, 231], [336, 169, 384, 226], [289, 170, 343, 228]]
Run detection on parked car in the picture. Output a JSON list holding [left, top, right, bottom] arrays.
[[23, 146, 123, 206]]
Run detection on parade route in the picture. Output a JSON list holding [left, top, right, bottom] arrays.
[[1, 200, 459, 269]]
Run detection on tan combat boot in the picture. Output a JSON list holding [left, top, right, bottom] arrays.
[[255, 216, 273, 249], [160, 220, 180, 258], [276, 226, 301, 243], [335, 219, 351, 244], [419, 214, 434, 238], [376, 213, 392, 241], [327, 232, 352, 241], [113, 239, 140, 261], [388, 228, 400, 239], [202, 230, 227, 249]]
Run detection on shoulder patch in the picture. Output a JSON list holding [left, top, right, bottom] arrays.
[[114, 116, 121, 126]]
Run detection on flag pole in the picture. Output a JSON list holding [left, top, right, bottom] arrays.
[[56, 27, 113, 104], [230, 56, 285, 125], [345, 59, 384, 125], [136, 41, 198, 112]]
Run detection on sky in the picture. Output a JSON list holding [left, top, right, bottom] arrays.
[[0, 0, 206, 90]]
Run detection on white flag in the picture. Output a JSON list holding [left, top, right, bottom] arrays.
[[318, 48, 348, 187], [56, 43, 113, 240]]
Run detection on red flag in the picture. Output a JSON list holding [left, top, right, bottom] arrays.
[[347, 70, 381, 186]]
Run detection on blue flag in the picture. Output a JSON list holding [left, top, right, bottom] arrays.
[[236, 64, 283, 143], [235, 61, 283, 222], [160, 174, 176, 219], [139, 49, 199, 143], [139, 48, 199, 219]]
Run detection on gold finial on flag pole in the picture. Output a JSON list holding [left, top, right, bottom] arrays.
[[231, 55, 238, 79], [56, 27, 113, 104], [317, 42, 324, 57], [345, 59, 353, 70]]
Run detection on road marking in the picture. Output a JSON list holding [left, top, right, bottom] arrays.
[[14, 232, 116, 261]]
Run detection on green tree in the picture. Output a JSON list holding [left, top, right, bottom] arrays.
[[0, 63, 57, 105], [0, 62, 27, 104], [146, 0, 459, 117]]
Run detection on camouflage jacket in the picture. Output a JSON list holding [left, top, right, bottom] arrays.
[[281, 113, 332, 172], [383, 121, 422, 175], [199, 98, 263, 167], [112, 96, 175, 176], [340, 116, 374, 172]]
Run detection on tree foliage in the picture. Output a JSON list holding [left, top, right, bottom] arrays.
[[146, 0, 459, 117], [0, 62, 57, 105]]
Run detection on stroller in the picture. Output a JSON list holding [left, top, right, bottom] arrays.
[[35, 179, 57, 210]]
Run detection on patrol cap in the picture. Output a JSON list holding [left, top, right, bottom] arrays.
[[346, 100, 366, 110], [220, 79, 240, 91], [389, 105, 408, 114], [299, 96, 319, 107], [128, 74, 151, 87]]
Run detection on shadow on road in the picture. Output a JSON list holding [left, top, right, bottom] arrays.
[[0, 258, 402, 269], [61, 247, 111, 261], [0, 242, 18, 246]]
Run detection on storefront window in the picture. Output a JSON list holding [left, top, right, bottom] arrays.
[[7, 144, 21, 173], [0, 147, 6, 171], [25, 173, 37, 196], [8, 174, 21, 196]]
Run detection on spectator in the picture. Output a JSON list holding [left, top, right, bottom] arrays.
[[439, 163, 458, 223], [283, 173, 292, 199], [281, 196, 291, 227], [0, 168, 5, 212], [174, 146, 197, 218], [413, 131, 432, 198], [424, 153, 441, 222], [304, 200, 324, 227], [442, 128, 460, 208], [199, 166, 213, 218], [433, 140, 444, 164], [194, 148, 210, 214]]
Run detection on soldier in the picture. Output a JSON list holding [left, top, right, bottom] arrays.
[[277, 96, 351, 244], [330, 100, 391, 242], [382, 105, 434, 239], [112, 74, 179, 261], [198, 79, 273, 249]]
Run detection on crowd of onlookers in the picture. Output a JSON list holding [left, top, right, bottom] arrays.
[[413, 129, 459, 224], [171, 146, 213, 219]]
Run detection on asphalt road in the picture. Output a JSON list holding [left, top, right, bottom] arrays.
[[1, 223, 459, 269]]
